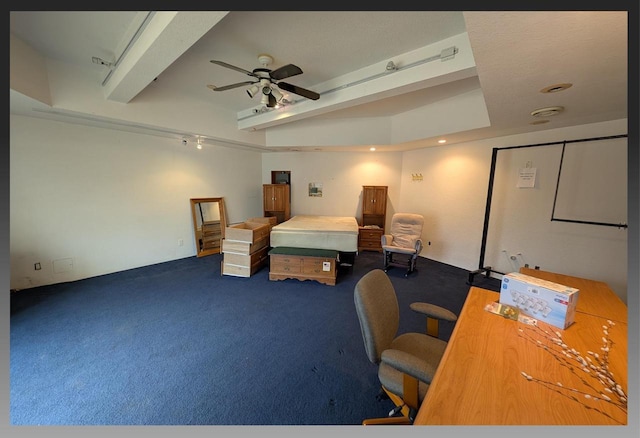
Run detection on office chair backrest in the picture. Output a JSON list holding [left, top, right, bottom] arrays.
[[354, 269, 400, 365], [388, 213, 424, 249]]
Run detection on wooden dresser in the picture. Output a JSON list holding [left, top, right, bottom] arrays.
[[359, 185, 387, 252], [263, 184, 291, 224]]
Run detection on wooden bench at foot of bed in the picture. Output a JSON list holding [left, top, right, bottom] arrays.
[[268, 247, 338, 286]]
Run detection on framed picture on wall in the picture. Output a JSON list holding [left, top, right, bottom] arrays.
[[308, 182, 323, 197]]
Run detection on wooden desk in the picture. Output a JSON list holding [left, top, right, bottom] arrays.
[[414, 271, 628, 425], [519, 267, 627, 322]]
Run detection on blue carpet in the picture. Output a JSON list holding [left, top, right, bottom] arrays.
[[10, 251, 500, 425]]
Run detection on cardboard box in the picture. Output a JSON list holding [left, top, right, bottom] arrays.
[[500, 272, 579, 329], [225, 221, 271, 244]]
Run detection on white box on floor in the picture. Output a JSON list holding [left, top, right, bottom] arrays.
[[500, 272, 579, 329]]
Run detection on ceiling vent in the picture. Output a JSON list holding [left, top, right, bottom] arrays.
[[540, 83, 572, 93], [530, 106, 564, 117]]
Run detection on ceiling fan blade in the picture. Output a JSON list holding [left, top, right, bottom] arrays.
[[209, 60, 255, 77], [207, 81, 256, 92], [277, 82, 320, 100], [270, 64, 303, 81]]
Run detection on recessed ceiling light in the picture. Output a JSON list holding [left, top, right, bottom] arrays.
[[540, 83, 572, 93], [370, 147, 376, 151], [437, 139, 446, 144], [531, 106, 564, 117], [530, 119, 550, 125]]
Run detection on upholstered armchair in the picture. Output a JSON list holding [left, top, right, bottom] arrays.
[[354, 269, 457, 424], [381, 213, 424, 276]]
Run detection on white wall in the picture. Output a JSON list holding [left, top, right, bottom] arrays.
[[399, 118, 628, 302], [10, 115, 263, 290], [261, 151, 403, 228], [399, 137, 492, 271], [10, 114, 629, 303], [261, 118, 628, 303]]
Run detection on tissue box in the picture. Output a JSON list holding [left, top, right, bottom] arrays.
[[500, 272, 579, 329]]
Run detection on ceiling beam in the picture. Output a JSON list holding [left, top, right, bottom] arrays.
[[103, 11, 229, 103], [237, 32, 477, 132]]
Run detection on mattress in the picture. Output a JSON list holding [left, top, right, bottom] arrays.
[[269, 215, 359, 252]]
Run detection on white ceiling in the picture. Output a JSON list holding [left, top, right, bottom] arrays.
[[9, 10, 629, 152]]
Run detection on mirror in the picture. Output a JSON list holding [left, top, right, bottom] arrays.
[[190, 197, 226, 257]]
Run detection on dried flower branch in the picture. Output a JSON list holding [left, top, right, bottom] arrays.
[[518, 319, 627, 424]]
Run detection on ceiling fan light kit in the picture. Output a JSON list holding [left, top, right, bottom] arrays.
[[246, 84, 260, 98], [208, 54, 320, 109]]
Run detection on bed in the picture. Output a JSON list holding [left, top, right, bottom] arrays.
[[269, 215, 359, 252], [268, 215, 360, 285]]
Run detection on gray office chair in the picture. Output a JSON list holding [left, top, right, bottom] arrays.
[[382, 213, 424, 277], [354, 269, 457, 425]]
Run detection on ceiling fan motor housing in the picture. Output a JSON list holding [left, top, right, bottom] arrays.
[[258, 54, 273, 66]]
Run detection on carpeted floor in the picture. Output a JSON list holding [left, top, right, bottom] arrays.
[[10, 251, 500, 425]]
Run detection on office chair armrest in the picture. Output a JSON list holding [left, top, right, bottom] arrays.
[[381, 234, 393, 246], [414, 238, 423, 254], [409, 302, 458, 322], [381, 349, 438, 383]]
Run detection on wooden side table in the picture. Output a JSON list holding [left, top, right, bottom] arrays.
[[358, 226, 383, 252]]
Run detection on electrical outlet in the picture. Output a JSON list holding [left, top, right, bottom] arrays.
[[34, 262, 41, 270], [178, 239, 184, 246]]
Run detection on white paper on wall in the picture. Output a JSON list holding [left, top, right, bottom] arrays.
[[517, 168, 537, 188]]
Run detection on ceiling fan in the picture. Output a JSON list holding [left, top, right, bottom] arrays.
[[207, 54, 320, 108]]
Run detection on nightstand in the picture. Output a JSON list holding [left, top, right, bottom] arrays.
[[358, 227, 384, 252]]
